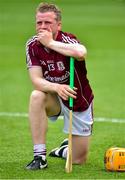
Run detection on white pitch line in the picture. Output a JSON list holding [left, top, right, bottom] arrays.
[[0, 112, 125, 123], [94, 117, 125, 123], [0, 112, 28, 117]]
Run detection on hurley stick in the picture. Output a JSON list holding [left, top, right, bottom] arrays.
[[65, 57, 74, 173]]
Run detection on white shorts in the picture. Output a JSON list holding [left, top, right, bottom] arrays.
[[49, 98, 94, 136]]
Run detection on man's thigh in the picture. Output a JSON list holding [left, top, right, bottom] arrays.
[[45, 93, 61, 117], [72, 135, 90, 164]]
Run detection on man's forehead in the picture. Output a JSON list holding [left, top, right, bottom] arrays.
[[36, 11, 56, 20]]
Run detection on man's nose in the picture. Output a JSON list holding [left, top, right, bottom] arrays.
[[40, 22, 46, 29]]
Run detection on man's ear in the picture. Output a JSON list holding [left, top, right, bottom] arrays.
[[58, 21, 62, 31]]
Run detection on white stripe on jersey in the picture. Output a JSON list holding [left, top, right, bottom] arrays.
[[26, 36, 37, 68], [26, 46, 32, 68], [62, 33, 78, 44], [26, 35, 37, 46]]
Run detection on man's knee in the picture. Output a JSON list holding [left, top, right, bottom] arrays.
[[72, 135, 90, 165], [73, 153, 88, 165], [30, 90, 46, 104]]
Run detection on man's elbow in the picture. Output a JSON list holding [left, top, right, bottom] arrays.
[[75, 45, 87, 61]]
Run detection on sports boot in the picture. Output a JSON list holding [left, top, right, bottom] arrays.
[[26, 156, 47, 170]]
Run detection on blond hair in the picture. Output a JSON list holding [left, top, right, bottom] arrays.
[[36, 2, 61, 21]]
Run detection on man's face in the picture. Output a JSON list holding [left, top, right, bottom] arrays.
[[36, 11, 61, 39]]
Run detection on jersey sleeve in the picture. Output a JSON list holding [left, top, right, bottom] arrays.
[[26, 37, 41, 69]]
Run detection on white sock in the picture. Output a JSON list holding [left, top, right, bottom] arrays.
[[62, 146, 68, 159], [34, 144, 46, 158]]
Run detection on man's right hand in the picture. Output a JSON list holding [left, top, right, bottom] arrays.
[[55, 84, 77, 101]]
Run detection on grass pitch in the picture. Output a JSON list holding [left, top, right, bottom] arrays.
[[0, 0, 125, 179], [0, 117, 125, 179]]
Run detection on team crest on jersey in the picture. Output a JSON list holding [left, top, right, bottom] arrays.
[[57, 61, 65, 71]]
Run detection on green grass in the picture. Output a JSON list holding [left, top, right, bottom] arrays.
[[0, 0, 125, 179], [0, 117, 125, 179]]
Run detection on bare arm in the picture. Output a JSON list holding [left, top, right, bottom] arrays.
[[29, 66, 57, 92], [28, 66, 77, 100], [48, 40, 87, 61], [37, 30, 87, 61]]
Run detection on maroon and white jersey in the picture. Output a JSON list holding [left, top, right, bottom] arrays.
[[26, 31, 94, 111]]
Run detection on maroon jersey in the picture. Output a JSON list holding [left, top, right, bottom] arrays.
[[26, 31, 94, 111]]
